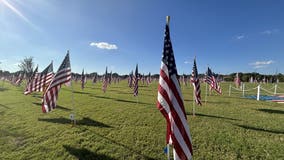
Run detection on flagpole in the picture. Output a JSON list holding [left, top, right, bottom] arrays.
[[71, 78, 76, 126], [167, 143, 170, 160], [192, 89, 196, 117]]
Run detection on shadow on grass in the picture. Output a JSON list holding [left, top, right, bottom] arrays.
[[73, 91, 92, 95], [32, 102, 71, 111], [0, 88, 8, 92], [38, 117, 112, 128], [0, 103, 10, 109], [93, 132, 156, 160], [234, 124, 284, 134], [187, 113, 240, 121], [90, 95, 113, 100], [257, 109, 284, 114], [63, 145, 116, 160]]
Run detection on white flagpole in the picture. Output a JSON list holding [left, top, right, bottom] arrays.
[[257, 85, 260, 101], [167, 144, 170, 160], [274, 84, 277, 95], [229, 84, 231, 96], [242, 83, 245, 97]]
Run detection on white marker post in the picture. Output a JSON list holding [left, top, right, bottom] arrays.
[[242, 83, 245, 97], [274, 84, 277, 95], [229, 84, 231, 96], [257, 85, 260, 101]]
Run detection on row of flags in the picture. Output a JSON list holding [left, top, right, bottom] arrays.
[[18, 17, 228, 159], [24, 51, 71, 113]]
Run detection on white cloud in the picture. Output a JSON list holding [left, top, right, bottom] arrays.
[[184, 61, 191, 64], [235, 35, 245, 40], [90, 42, 118, 50], [261, 29, 279, 35], [249, 60, 275, 69]]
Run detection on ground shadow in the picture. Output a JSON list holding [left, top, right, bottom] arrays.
[[0, 88, 8, 92], [73, 91, 92, 95], [257, 109, 284, 114], [0, 103, 10, 109], [32, 102, 71, 111], [63, 145, 116, 160], [38, 117, 111, 128], [234, 124, 284, 134], [89, 95, 113, 100], [187, 113, 239, 121]]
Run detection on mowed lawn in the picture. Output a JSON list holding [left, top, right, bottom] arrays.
[[0, 80, 283, 160]]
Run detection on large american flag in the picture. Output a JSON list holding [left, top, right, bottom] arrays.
[[157, 18, 193, 160], [190, 58, 202, 105], [24, 62, 54, 95], [205, 67, 222, 94], [133, 64, 138, 96], [42, 52, 71, 113], [102, 67, 108, 93]]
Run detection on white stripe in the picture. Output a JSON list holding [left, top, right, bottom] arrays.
[[157, 92, 171, 114], [172, 120, 193, 159], [160, 62, 169, 78]]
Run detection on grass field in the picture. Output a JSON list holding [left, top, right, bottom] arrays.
[[0, 80, 283, 160]]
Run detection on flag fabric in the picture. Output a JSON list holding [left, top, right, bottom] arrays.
[[42, 52, 71, 113], [24, 62, 54, 95], [205, 67, 222, 94], [156, 19, 193, 160], [102, 67, 108, 93], [81, 69, 85, 89], [133, 64, 138, 96], [15, 72, 23, 86], [235, 73, 241, 88], [190, 58, 202, 105]]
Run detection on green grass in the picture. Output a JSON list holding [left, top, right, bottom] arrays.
[[0, 80, 283, 159]]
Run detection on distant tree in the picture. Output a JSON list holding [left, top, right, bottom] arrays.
[[18, 57, 34, 80]]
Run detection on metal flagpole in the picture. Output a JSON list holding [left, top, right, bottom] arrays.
[[71, 78, 76, 126]]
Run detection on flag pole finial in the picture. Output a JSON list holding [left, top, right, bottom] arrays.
[[166, 16, 170, 25]]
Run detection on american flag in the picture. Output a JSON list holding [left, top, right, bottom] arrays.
[[15, 72, 23, 86], [205, 67, 222, 94], [235, 73, 241, 88], [24, 62, 54, 95], [156, 17, 193, 160], [190, 58, 202, 105], [146, 72, 151, 85], [81, 69, 85, 90], [42, 52, 71, 113], [133, 64, 138, 96], [102, 67, 108, 93]]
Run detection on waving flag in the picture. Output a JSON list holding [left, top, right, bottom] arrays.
[[42, 51, 71, 113], [205, 67, 222, 94], [157, 16, 193, 160], [102, 67, 108, 93], [133, 64, 139, 96], [190, 58, 202, 105], [24, 62, 54, 95]]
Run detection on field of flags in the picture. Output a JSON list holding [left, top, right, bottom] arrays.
[[0, 17, 283, 159]]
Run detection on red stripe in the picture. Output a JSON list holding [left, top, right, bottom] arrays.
[[159, 67, 193, 156]]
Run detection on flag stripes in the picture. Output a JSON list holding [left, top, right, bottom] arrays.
[[191, 58, 202, 105], [42, 52, 71, 113], [157, 18, 193, 160]]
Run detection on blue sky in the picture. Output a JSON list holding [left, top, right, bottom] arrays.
[[0, 0, 283, 75]]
